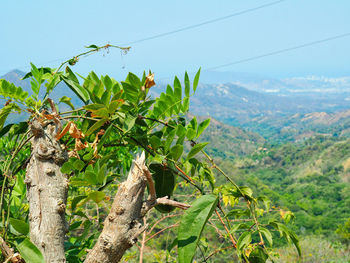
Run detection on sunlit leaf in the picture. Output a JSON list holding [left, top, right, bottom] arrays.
[[178, 194, 218, 263], [14, 238, 45, 263]]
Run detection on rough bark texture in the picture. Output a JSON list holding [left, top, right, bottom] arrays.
[[25, 120, 68, 263], [84, 153, 148, 263]]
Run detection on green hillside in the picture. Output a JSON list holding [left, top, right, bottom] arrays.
[[215, 135, 350, 238], [197, 116, 265, 159]]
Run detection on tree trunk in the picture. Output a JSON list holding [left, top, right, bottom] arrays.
[[25, 120, 68, 263], [84, 153, 148, 263]]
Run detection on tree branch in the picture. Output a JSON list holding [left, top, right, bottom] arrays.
[[84, 153, 148, 263]]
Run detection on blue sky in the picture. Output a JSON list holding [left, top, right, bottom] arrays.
[[1, 0, 349, 80]]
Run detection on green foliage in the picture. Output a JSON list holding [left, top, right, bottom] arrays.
[[0, 79, 28, 103], [14, 238, 45, 263], [178, 194, 218, 263], [149, 163, 176, 213], [336, 218, 350, 244]]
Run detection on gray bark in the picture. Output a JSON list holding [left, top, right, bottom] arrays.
[[25, 120, 68, 263], [84, 153, 148, 263]]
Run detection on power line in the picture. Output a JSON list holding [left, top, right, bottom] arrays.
[[205, 32, 350, 71], [122, 0, 287, 45], [0, 0, 286, 75], [157, 32, 350, 80]]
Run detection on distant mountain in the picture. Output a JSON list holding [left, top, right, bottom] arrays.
[[196, 70, 350, 95]]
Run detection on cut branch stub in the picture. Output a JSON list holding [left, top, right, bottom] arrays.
[[84, 153, 148, 263], [25, 119, 68, 263]]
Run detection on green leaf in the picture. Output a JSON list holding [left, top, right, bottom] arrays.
[[9, 218, 29, 235], [71, 195, 87, 211], [86, 44, 98, 49], [248, 247, 268, 263], [187, 142, 209, 160], [61, 160, 74, 174], [73, 159, 85, 171], [201, 167, 215, 190], [164, 129, 176, 153], [59, 96, 74, 110], [197, 119, 210, 138], [193, 68, 201, 93], [101, 90, 111, 106], [61, 67, 89, 104], [69, 220, 82, 231], [97, 164, 107, 184], [237, 231, 252, 250], [269, 221, 301, 256], [257, 196, 271, 212], [169, 144, 183, 161], [149, 163, 176, 198], [178, 194, 218, 263], [14, 238, 45, 263], [173, 76, 182, 112], [239, 186, 253, 198], [126, 72, 142, 89], [22, 67, 52, 80], [189, 117, 198, 130], [121, 82, 138, 103], [86, 119, 106, 136], [186, 128, 196, 141], [108, 99, 124, 114], [123, 115, 136, 133], [0, 123, 13, 137], [84, 171, 98, 185], [88, 191, 105, 204], [184, 72, 190, 97], [0, 103, 21, 129], [259, 227, 273, 246], [0, 79, 28, 102], [149, 135, 161, 150], [182, 97, 189, 113]]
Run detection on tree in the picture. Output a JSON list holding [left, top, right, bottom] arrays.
[[0, 45, 300, 263]]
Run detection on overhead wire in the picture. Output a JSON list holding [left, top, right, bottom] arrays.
[[122, 0, 286, 45], [205, 32, 350, 71], [157, 32, 350, 80]]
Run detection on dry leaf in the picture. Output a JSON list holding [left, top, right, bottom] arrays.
[[69, 122, 85, 139], [56, 121, 72, 140], [75, 138, 88, 152], [91, 129, 105, 158], [141, 72, 155, 91]]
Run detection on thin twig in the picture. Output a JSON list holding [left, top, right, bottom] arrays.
[[55, 44, 130, 73], [147, 214, 179, 235], [139, 217, 147, 263], [215, 210, 237, 248], [203, 245, 235, 262], [145, 223, 179, 243]]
